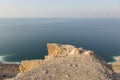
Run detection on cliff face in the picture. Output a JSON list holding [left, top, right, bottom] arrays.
[[19, 60, 42, 72], [111, 56, 120, 80], [9, 43, 114, 80]]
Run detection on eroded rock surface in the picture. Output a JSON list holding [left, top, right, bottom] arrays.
[[19, 60, 42, 72], [111, 56, 120, 80], [0, 63, 19, 80], [9, 43, 114, 80]]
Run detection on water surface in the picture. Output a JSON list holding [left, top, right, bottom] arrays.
[[0, 18, 120, 62]]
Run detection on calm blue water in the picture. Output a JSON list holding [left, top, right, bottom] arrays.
[[0, 18, 120, 62]]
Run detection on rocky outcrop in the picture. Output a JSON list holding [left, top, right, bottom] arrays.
[[112, 56, 120, 73], [47, 43, 99, 57], [19, 43, 80, 73], [111, 56, 120, 80], [19, 60, 42, 72], [47, 43, 77, 57], [9, 43, 114, 80]]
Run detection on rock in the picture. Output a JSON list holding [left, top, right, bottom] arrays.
[[47, 43, 76, 57], [19, 60, 42, 72], [0, 63, 19, 80], [9, 43, 115, 80], [47, 43, 85, 58], [111, 56, 120, 79], [42, 70, 48, 74], [47, 43, 60, 56], [69, 48, 80, 55], [65, 74, 70, 78], [83, 50, 93, 56]]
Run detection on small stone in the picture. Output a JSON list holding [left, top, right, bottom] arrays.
[[65, 74, 70, 78], [2, 74, 6, 77], [72, 64, 77, 67], [43, 70, 48, 74]]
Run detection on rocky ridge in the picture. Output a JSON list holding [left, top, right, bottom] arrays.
[[7, 43, 115, 80]]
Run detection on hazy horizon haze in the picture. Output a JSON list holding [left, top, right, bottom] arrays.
[[0, 0, 120, 18]]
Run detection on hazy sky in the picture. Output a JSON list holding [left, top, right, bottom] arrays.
[[0, 0, 120, 18]]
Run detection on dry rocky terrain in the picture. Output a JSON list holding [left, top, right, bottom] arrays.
[[0, 62, 19, 80], [1, 43, 120, 80]]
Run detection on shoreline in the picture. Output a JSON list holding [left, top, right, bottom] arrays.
[[0, 58, 20, 80], [0, 55, 20, 64], [0, 55, 119, 65]]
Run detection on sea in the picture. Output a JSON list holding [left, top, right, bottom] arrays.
[[0, 18, 120, 63]]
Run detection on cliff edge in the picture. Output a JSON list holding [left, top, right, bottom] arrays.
[[8, 43, 114, 80]]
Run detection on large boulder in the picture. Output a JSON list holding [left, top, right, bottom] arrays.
[[47, 43, 77, 57]]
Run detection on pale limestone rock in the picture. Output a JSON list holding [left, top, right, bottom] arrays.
[[113, 56, 120, 63], [112, 56, 120, 73], [111, 56, 120, 79], [19, 43, 95, 73], [78, 47, 84, 53], [8, 43, 114, 80], [47, 43, 60, 56], [83, 50, 94, 56], [47, 43, 78, 57], [69, 48, 80, 55], [19, 43, 86, 73], [19, 60, 42, 72]]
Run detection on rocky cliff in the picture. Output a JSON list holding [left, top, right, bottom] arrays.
[[7, 43, 115, 80], [111, 56, 120, 80]]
